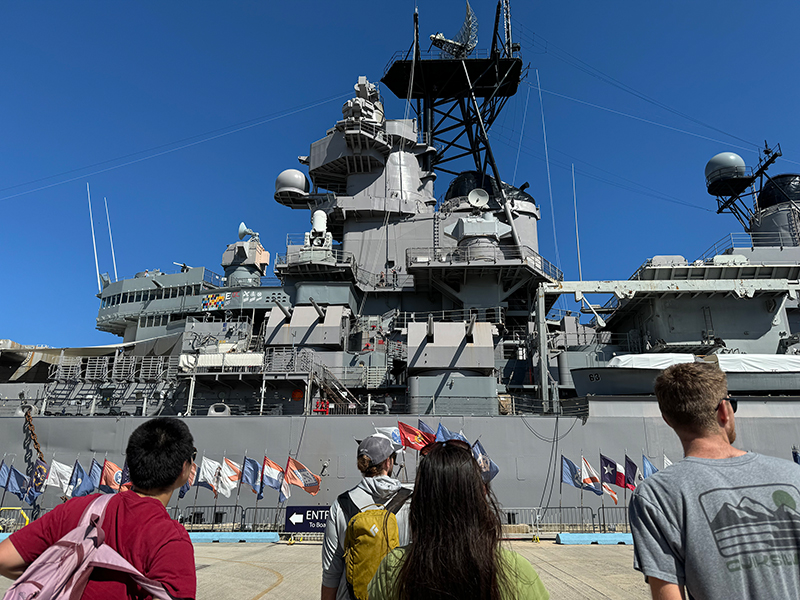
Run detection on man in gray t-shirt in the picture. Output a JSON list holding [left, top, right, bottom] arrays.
[[629, 362, 800, 600]]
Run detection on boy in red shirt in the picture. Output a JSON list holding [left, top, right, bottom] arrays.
[[0, 417, 196, 600]]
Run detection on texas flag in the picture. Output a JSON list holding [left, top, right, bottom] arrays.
[[599, 454, 628, 489], [398, 422, 434, 451], [284, 457, 321, 496]]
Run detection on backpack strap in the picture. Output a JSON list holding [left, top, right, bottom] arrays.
[[77, 494, 116, 529], [384, 487, 412, 514], [337, 491, 360, 525]]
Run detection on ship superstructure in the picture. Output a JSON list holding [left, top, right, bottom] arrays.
[[1, 3, 571, 421]]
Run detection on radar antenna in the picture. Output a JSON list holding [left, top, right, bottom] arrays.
[[502, 0, 513, 56], [238, 221, 260, 243], [706, 141, 782, 230], [383, 0, 523, 244], [429, 0, 478, 58]]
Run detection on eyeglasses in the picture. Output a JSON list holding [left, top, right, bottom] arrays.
[[420, 439, 471, 456], [715, 398, 738, 414], [192, 447, 197, 462]]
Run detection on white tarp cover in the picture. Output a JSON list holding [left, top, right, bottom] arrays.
[[185, 353, 263, 368], [197, 354, 224, 367], [222, 353, 263, 367], [179, 355, 197, 371], [607, 354, 696, 369], [712, 354, 800, 373]]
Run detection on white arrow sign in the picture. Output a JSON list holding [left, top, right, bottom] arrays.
[[289, 512, 304, 525]]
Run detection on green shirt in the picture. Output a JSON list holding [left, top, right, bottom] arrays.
[[368, 546, 549, 600]]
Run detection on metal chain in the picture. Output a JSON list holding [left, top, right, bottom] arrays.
[[24, 410, 44, 462]]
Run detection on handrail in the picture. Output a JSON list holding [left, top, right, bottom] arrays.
[[202, 268, 224, 287], [696, 231, 800, 262], [275, 247, 356, 267], [395, 306, 505, 328], [383, 49, 493, 76]]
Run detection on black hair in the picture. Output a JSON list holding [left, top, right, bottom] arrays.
[[391, 442, 507, 600], [126, 417, 194, 492]]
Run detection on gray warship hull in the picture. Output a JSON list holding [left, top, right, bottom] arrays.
[[4, 400, 800, 512]]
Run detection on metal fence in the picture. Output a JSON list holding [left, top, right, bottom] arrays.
[[169, 504, 244, 532], [6, 503, 624, 538], [534, 506, 597, 534], [0, 507, 30, 534], [597, 505, 631, 533], [159, 504, 610, 538]]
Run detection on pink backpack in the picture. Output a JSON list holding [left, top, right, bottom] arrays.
[[4, 494, 169, 600]]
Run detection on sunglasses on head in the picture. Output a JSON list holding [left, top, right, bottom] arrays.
[[420, 439, 471, 456], [715, 397, 738, 413]]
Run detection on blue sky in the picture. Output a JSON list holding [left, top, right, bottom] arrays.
[[2, 1, 799, 347]]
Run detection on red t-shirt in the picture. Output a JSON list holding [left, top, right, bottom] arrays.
[[10, 491, 195, 600]]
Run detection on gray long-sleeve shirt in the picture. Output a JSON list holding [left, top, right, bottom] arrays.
[[321, 476, 411, 600]]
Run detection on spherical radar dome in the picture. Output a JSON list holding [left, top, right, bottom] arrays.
[[705, 152, 746, 181], [275, 169, 310, 194]]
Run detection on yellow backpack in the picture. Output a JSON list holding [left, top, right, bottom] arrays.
[[338, 488, 412, 600]]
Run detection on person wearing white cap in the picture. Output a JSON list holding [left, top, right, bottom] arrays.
[[321, 433, 411, 600]]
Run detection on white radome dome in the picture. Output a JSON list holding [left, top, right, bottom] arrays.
[[275, 169, 310, 194], [705, 152, 746, 181]]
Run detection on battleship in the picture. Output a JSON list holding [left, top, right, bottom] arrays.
[[2, 2, 800, 520]]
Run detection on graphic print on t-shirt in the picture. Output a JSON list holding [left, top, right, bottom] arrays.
[[699, 483, 800, 557]]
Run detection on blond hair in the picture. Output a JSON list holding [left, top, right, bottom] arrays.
[[654, 362, 727, 434]]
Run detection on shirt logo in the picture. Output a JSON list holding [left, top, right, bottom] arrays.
[[700, 483, 800, 557]]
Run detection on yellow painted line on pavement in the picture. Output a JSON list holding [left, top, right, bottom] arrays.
[[195, 555, 285, 599]]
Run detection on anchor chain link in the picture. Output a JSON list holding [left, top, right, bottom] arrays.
[[24, 409, 44, 462]]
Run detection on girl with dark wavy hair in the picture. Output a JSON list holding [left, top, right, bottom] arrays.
[[368, 440, 549, 600]]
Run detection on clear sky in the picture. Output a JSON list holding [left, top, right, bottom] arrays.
[[2, 1, 799, 347]]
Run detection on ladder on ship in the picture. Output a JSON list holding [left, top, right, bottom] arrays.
[[312, 362, 362, 407]]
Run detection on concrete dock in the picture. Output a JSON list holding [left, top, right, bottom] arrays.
[[0, 539, 649, 598]]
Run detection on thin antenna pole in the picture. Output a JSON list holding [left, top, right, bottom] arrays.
[[536, 70, 562, 277], [579, 449, 584, 533], [254, 451, 266, 529], [558, 455, 563, 531], [512, 86, 531, 186], [234, 452, 245, 510], [191, 453, 203, 529], [211, 461, 221, 532], [104, 197, 118, 281], [87, 183, 101, 293], [572, 164, 583, 281], [597, 451, 606, 532]]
